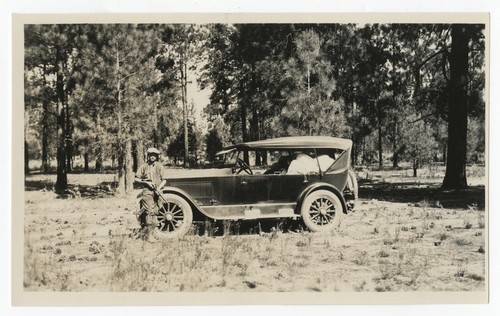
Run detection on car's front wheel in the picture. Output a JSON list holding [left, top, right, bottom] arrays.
[[154, 194, 193, 239], [301, 190, 344, 232]]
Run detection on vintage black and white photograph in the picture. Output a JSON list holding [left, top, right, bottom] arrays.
[[13, 12, 489, 305]]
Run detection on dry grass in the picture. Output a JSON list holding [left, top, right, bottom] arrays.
[[23, 171, 486, 292]]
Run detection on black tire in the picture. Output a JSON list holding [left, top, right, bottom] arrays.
[[301, 189, 344, 232], [154, 194, 193, 239]]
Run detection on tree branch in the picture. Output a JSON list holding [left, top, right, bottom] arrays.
[[406, 111, 444, 124], [416, 49, 448, 70], [441, 52, 450, 83]]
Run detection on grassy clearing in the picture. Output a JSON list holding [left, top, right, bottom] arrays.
[[24, 195, 486, 292], [23, 170, 486, 292]]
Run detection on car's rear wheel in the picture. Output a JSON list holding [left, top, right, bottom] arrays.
[[301, 190, 344, 232], [154, 194, 193, 239]]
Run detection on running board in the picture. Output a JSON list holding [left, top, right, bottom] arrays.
[[200, 203, 299, 220]]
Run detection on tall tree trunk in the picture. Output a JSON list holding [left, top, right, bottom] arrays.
[[95, 113, 103, 172], [361, 135, 366, 165], [55, 50, 68, 192], [351, 108, 357, 167], [95, 151, 103, 172], [392, 120, 399, 168], [250, 111, 261, 165], [390, 35, 399, 170], [259, 117, 267, 166], [84, 152, 89, 172], [124, 138, 134, 193], [375, 99, 384, 170], [117, 144, 125, 195], [240, 99, 249, 164], [40, 65, 50, 173], [116, 47, 126, 194], [352, 141, 358, 167], [152, 130, 159, 148], [66, 141, 72, 172], [24, 140, 30, 175], [137, 140, 145, 170], [378, 117, 383, 170], [239, 78, 249, 164], [443, 25, 469, 189], [41, 98, 50, 173], [24, 112, 30, 174], [132, 141, 138, 173], [443, 143, 447, 166], [181, 58, 189, 168], [65, 99, 72, 173], [152, 99, 159, 148], [250, 68, 261, 165], [55, 139, 67, 192]]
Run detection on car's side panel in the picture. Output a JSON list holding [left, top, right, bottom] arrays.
[[268, 174, 314, 203], [214, 175, 240, 205], [161, 186, 213, 221], [169, 175, 243, 206], [164, 173, 350, 220], [239, 174, 270, 203], [321, 171, 349, 192], [168, 177, 217, 206]]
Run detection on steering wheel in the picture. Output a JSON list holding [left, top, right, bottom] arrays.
[[235, 158, 253, 175]]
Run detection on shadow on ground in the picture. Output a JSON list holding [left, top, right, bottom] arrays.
[[25, 179, 116, 198], [358, 179, 485, 210]]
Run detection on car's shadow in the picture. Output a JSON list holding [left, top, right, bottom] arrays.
[[188, 218, 308, 237], [358, 178, 485, 210]]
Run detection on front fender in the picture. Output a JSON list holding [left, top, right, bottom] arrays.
[[296, 183, 348, 214], [160, 186, 211, 221]]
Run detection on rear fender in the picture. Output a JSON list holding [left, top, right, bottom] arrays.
[[296, 183, 348, 214]]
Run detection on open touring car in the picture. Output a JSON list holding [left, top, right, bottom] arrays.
[[143, 136, 358, 238]]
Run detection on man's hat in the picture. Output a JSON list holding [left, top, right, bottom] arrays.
[[146, 147, 161, 156]]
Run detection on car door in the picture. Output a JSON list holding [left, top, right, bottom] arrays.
[[213, 174, 240, 205], [267, 173, 317, 203], [238, 174, 270, 204]]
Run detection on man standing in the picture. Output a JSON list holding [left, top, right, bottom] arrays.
[[134, 147, 168, 240]]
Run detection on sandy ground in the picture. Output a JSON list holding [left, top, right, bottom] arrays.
[[23, 169, 486, 292]]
